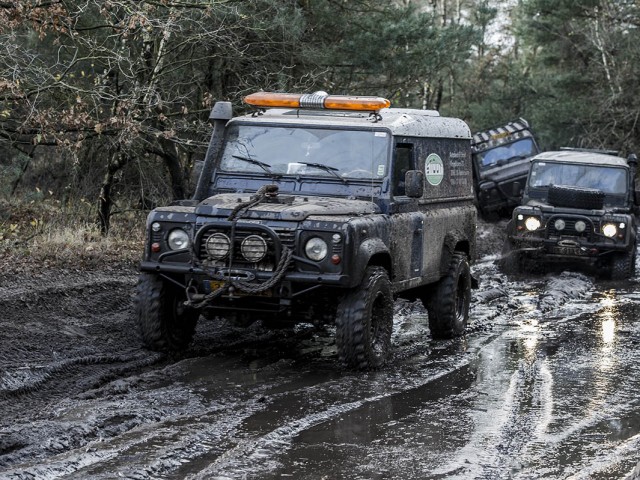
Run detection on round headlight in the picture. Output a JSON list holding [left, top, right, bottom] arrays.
[[305, 237, 328, 261], [205, 233, 231, 260], [575, 220, 586, 233], [241, 235, 267, 262], [554, 219, 566, 231], [168, 229, 190, 250], [525, 217, 541, 231], [602, 223, 617, 238]]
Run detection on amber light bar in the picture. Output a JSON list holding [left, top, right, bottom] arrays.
[[244, 91, 391, 112]]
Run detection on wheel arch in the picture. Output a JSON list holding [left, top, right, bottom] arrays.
[[355, 238, 392, 284], [439, 230, 472, 275]]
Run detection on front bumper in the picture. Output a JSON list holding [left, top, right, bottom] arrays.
[[508, 235, 632, 262], [139, 260, 351, 287]]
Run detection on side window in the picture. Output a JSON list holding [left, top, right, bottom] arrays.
[[393, 143, 414, 196]]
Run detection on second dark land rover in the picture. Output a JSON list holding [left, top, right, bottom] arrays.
[[501, 150, 639, 279], [471, 118, 541, 218], [134, 91, 477, 370]]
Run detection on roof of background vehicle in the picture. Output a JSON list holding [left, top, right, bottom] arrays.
[[231, 107, 471, 140], [471, 118, 532, 148], [531, 150, 629, 167]]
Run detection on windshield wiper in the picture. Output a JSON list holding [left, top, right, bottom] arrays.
[[232, 154, 278, 177], [296, 162, 347, 183]]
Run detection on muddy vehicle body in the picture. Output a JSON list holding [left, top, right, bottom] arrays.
[[471, 118, 540, 218], [135, 92, 476, 369], [501, 150, 639, 279]]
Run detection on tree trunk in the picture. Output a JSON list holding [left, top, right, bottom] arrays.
[[97, 151, 127, 235]]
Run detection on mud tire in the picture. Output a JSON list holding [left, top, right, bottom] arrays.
[[423, 253, 471, 339], [499, 239, 522, 275], [548, 185, 605, 210], [335, 266, 393, 370], [134, 273, 199, 352], [610, 251, 635, 280]]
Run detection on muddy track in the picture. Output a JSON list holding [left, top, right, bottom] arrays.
[[1, 220, 640, 479]]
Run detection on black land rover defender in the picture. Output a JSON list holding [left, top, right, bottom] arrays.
[[501, 150, 639, 279], [471, 118, 540, 218], [134, 91, 477, 369]]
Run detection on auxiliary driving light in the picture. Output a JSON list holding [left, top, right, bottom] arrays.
[[574, 220, 587, 233], [525, 217, 541, 231], [205, 233, 231, 260], [554, 219, 566, 231], [602, 223, 617, 238], [241, 235, 268, 262]]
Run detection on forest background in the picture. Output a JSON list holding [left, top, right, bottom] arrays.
[[0, 0, 638, 263]]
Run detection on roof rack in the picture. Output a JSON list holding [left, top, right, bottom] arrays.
[[559, 147, 619, 156], [471, 118, 532, 147]]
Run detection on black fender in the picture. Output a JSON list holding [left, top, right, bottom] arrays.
[[439, 230, 477, 287], [352, 237, 392, 286]]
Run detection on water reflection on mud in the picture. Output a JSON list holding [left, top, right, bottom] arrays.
[[266, 277, 640, 479]]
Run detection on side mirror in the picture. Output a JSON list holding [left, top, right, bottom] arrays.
[[405, 170, 424, 198]]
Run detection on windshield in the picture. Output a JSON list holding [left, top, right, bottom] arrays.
[[529, 161, 628, 194], [219, 124, 389, 180], [475, 137, 537, 170]]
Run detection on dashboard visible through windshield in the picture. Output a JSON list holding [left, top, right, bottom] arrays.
[[219, 124, 390, 180]]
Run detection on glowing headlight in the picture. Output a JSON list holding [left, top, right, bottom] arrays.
[[305, 237, 328, 261], [168, 229, 190, 250], [205, 233, 230, 260], [241, 235, 267, 262], [602, 223, 617, 238], [525, 217, 541, 231], [554, 219, 566, 231], [575, 220, 586, 233]]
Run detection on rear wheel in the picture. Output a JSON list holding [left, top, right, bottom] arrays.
[[422, 253, 471, 339], [134, 273, 199, 352], [335, 266, 393, 370]]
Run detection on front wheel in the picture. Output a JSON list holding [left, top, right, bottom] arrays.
[[610, 251, 636, 280], [335, 266, 393, 370], [134, 273, 199, 352], [422, 253, 471, 339], [499, 238, 522, 275]]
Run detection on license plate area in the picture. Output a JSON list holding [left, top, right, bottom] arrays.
[[549, 246, 586, 256]]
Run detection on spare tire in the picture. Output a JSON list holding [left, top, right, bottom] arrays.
[[548, 185, 605, 210]]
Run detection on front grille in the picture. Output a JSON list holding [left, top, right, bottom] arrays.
[[546, 217, 593, 238]]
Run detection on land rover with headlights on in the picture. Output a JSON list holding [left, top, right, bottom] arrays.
[[134, 91, 477, 370], [500, 150, 639, 279]]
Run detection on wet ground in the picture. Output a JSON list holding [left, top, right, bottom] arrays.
[[1, 220, 639, 479]]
